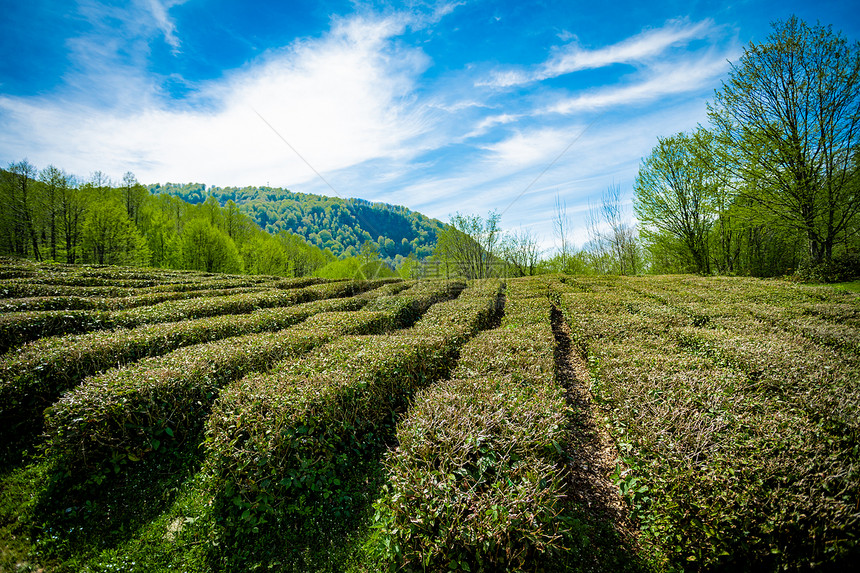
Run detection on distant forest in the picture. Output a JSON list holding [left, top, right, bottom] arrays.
[[148, 183, 443, 264], [0, 165, 338, 277]]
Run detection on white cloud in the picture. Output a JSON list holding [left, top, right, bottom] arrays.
[[145, 0, 183, 51], [0, 14, 433, 188], [538, 18, 716, 79], [543, 52, 731, 114], [480, 18, 719, 88]]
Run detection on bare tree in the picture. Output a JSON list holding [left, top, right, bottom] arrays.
[[501, 228, 542, 276], [553, 194, 571, 271], [433, 211, 501, 279], [589, 183, 641, 275]]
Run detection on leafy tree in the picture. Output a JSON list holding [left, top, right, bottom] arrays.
[[634, 129, 718, 274], [180, 217, 244, 274], [39, 165, 70, 261], [4, 161, 42, 260], [81, 199, 149, 266], [143, 208, 181, 268], [121, 171, 148, 226], [709, 16, 860, 265]]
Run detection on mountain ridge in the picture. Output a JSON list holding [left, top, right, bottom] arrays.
[[148, 183, 443, 263]]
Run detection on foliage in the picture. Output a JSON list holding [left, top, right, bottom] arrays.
[[636, 17, 860, 277], [432, 212, 503, 279], [709, 16, 860, 266], [371, 279, 574, 571], [150, 183, 443, 262], [0, 165, 335, 278], [558, 274, 860, 569], [634, 129, 717, 275]]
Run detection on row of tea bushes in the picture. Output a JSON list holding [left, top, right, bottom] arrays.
[[0, 279, 395, 353], [0, 310, 113, 355], [371, 278, 571, 571], [0, 273, 285, 299], [203, 280, 500, 528], [626, 275, 860, 352], [39, 280, 460, 484], [41, 313, 390, 483], [0, 282, 410, 460], [557, 277, 859, 569], [0, 269, 314, 298], [0, 286, 267, 313], [364, 279, 467, 328]]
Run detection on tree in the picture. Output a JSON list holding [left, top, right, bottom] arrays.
[[708, 16, 860, 265], [180, 217, 244, 274], [501, 228, 542, 276], [58, 175, 87, 264], [39, 165, 69, 261], [587, 183, 641, 275], [634, 129, 718, 274], [121, 171, 148, 226], [5, 161, 42, 260], [553, 194, 571, 272], [433, 212, 501, 279], [81, 199, 149, 266]]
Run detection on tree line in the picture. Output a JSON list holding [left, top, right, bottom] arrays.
[[149, 183, 443, 265], [0, 163, 335, 276], [634, 16, 860, 281]]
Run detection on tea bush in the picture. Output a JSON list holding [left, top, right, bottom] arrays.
[[204, 282, 499, 530], [372, 279, 573, 571]]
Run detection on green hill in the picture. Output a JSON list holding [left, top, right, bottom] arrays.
[[148, 183, 443, 263]]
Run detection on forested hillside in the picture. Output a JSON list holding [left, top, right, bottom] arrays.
[[148, 183, 443, 263], [0, 165, 334, 277]]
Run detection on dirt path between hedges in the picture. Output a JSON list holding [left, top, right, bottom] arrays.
[[550, 306, 640, 554]]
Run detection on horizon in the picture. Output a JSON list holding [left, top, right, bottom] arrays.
[[2, 0, 858, 251]]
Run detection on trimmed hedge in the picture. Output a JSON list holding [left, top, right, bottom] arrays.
[[556, 276, 860, 569], [0, 310, 113, 355], [0, 286, 267, 313], [203, 281, 499, 526], [42, 308, 401, 479], [0, 279, 389, 353], [0, 283, 408, 459], [0, 274, 289, 299], [372, 278, 572, 571]]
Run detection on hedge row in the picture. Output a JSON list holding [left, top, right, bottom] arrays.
[[202, 280, 499, 526], [364, 279, 467, 328], [625, 275, 860, 352], [110, 279, 390, 327], [0, 274, 287, 299], [0, 282, 410, 458], [41, 308, 402, 481], [0, 279, 392, 352], [0, 310, 114, 355], [557, 276, 860, 569], [372, 278, 570, 571], [0, 286, 267, 313]]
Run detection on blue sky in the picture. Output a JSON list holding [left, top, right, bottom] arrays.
[[2, 0, 858, 250]]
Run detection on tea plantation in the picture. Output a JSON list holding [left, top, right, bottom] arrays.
[[0, 259, 857, 571]]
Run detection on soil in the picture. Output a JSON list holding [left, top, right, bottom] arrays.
[[550, 306, 641, 552]]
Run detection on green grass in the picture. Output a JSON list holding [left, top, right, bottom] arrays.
[[832, 280, 860, 293]]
